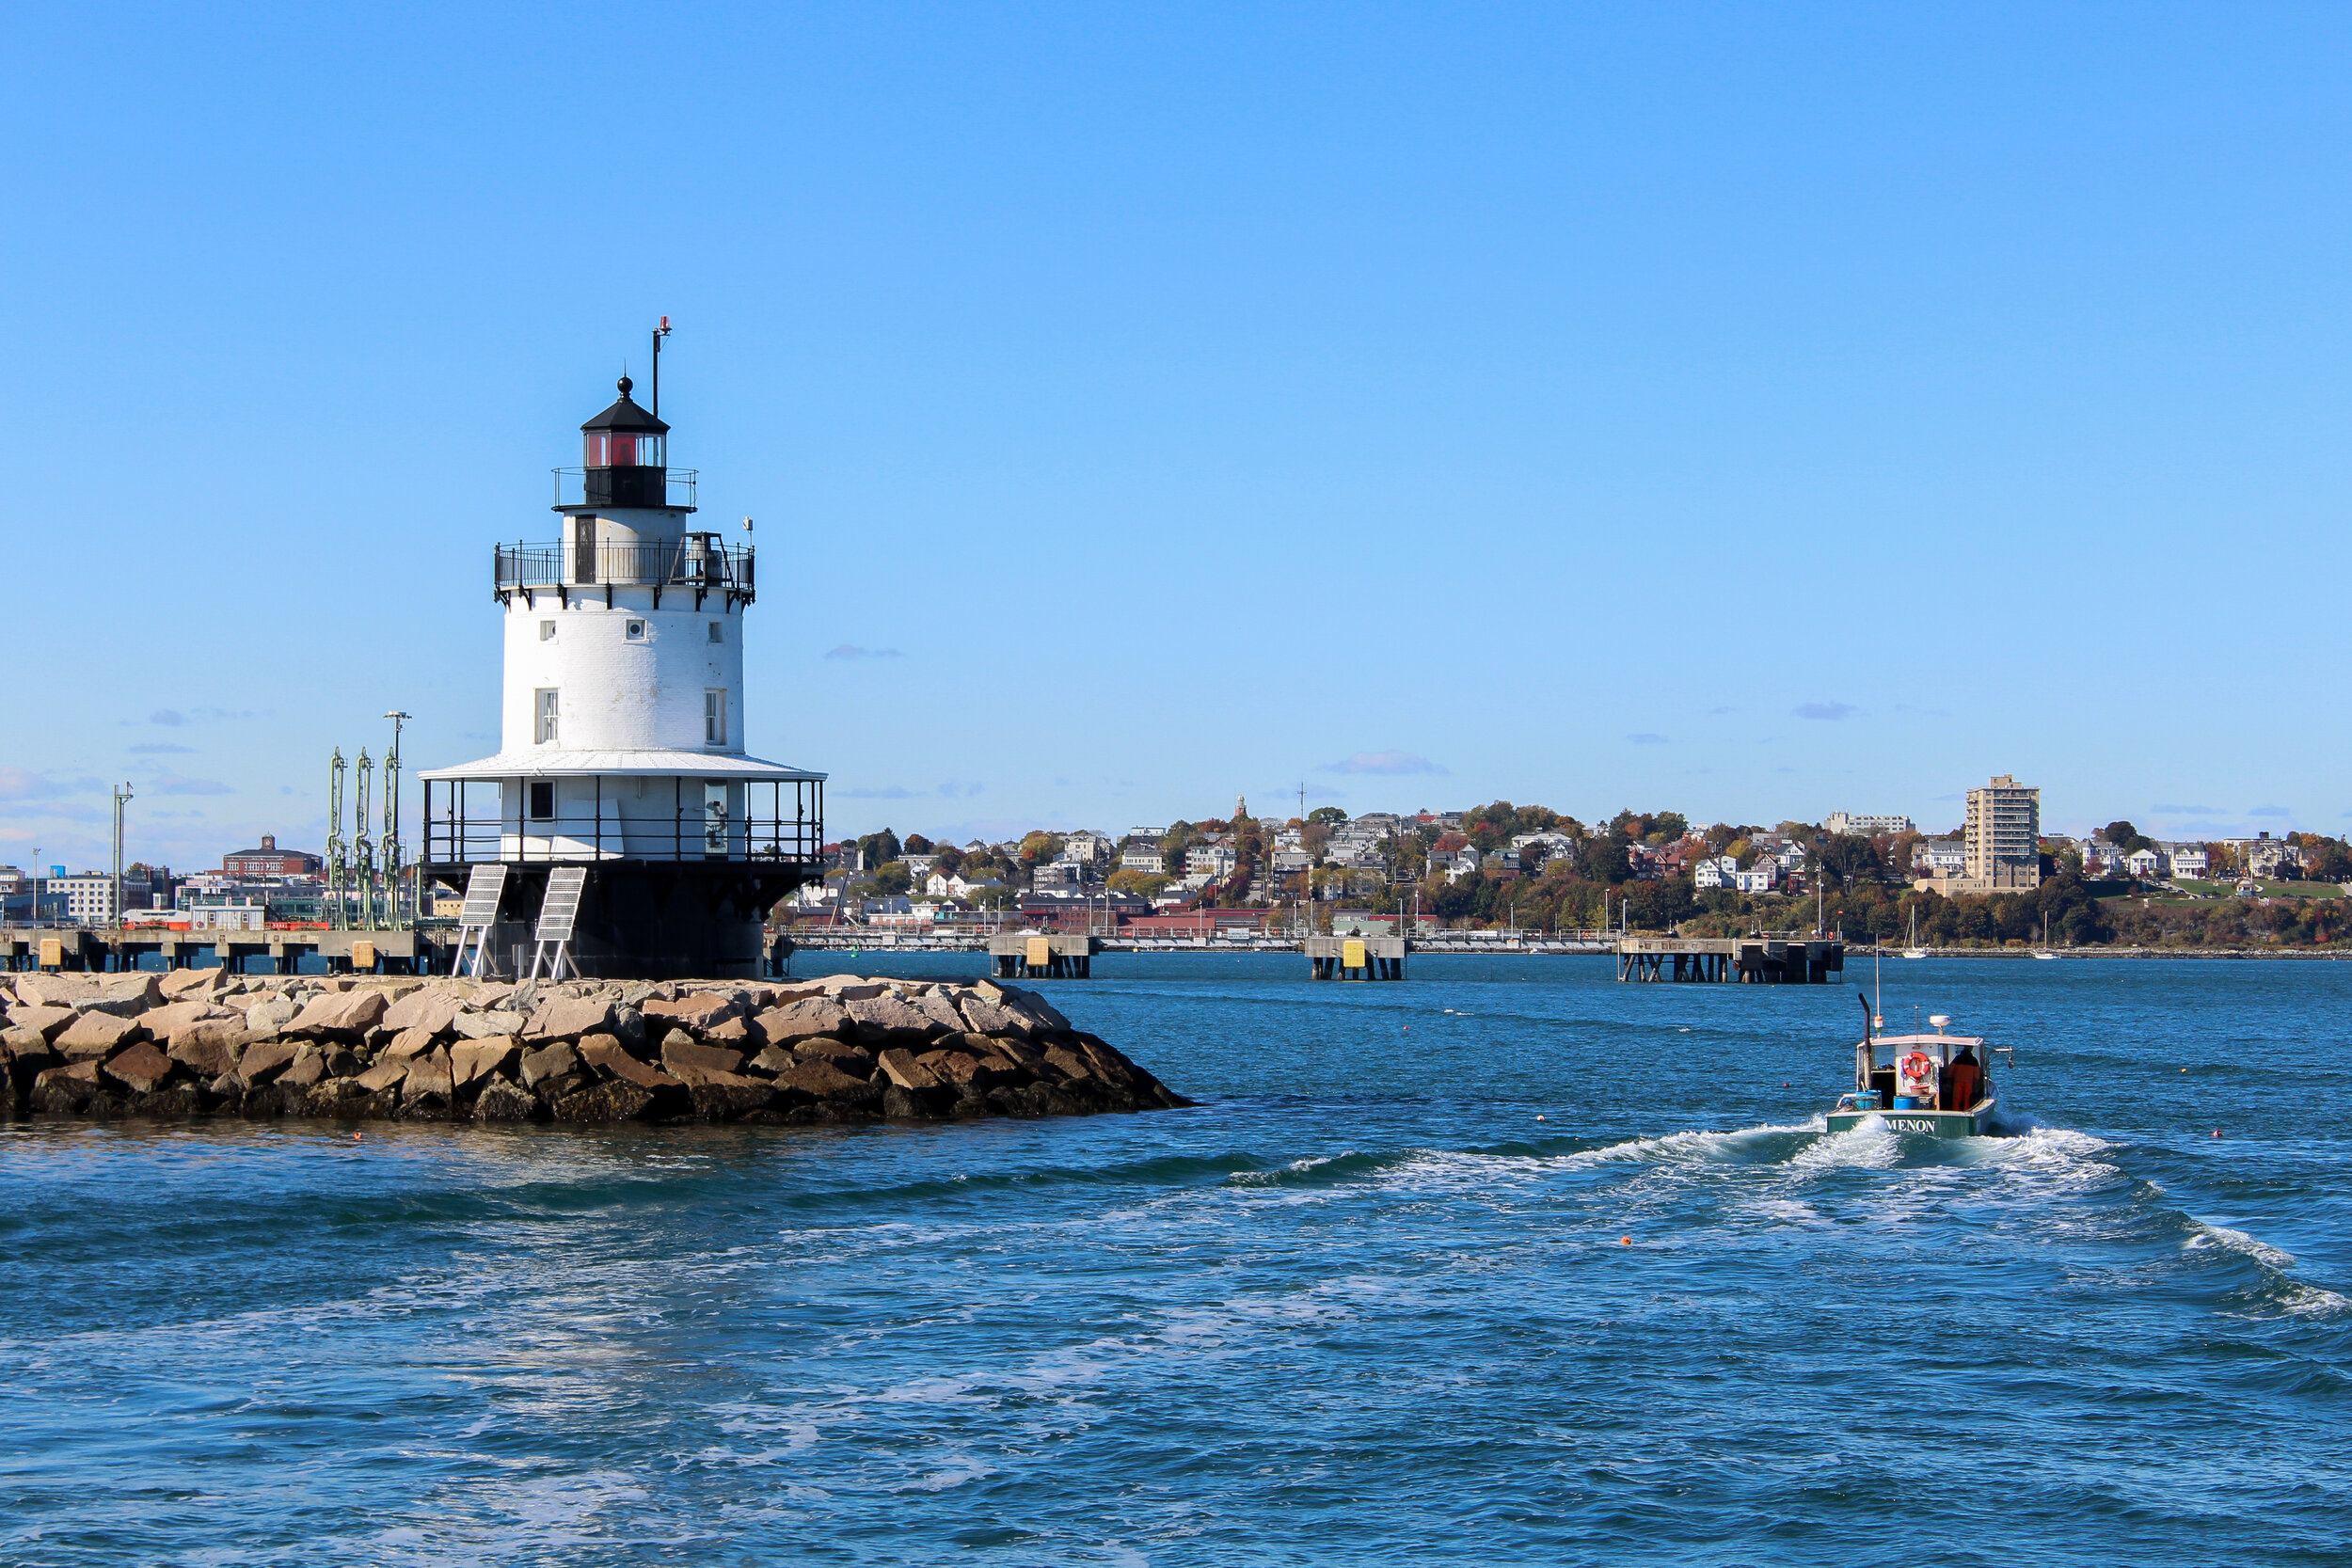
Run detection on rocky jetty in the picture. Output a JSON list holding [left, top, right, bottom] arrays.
[[0, 970, 1187, 1126]]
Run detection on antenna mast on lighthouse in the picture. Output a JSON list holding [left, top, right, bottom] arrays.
[[651, 316, 672, 417]]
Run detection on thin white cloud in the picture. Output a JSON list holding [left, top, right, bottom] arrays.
[[824, 644, 905, 660], [0, 768, 101, 800], [1320, 751, 1448, 776], [1793, 702, 1858, 721], [154, 775, 234, 797]]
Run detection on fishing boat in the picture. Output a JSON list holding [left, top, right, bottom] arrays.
[[1828, 997, 2000, 1137], [1901, 908, 1927, 960]]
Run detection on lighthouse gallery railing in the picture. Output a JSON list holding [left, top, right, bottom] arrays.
[[495, 539, 755, 596], [421, 776, 822, 872]]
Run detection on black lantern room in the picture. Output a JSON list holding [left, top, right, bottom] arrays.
[[580, 374, 671, 509]]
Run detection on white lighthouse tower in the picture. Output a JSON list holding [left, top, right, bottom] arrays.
[[420, 365, 825, 977]]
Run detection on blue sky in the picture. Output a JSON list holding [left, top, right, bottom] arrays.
[[5, 4, 2349, 870]]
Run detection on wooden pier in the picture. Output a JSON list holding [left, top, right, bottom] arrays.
[[1615, 935, 1844, 984], [1303, 934, 1406, 979], [987, 933, 1100, 979]]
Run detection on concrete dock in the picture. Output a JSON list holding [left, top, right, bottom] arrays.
[[1615, 935, 1845, 983]]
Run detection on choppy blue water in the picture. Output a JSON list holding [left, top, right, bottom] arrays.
[[3, 956, 2348, 1566]]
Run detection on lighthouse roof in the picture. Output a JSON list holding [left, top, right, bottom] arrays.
[[581, 375, 670, 436], [420, 747, 823, 783]]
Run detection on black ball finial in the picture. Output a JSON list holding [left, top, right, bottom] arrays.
[[617, 373, 634, 399]]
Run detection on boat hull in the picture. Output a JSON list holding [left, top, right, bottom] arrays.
[[1827, 1099, 1995, 1138]]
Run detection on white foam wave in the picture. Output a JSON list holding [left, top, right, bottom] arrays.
[[2186, 1223, 2296, 1271]]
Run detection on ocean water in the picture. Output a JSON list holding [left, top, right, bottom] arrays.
[[3, 955, 2348, 1566]]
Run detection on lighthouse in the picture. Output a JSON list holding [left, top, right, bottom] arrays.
[[419, 367, 825, 978]]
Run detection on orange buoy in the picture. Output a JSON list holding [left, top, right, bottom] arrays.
[[1620, 1236, 1631, 1245]]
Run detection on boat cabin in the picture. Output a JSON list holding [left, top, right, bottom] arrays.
[[1842, 1030, 1992, 1116]]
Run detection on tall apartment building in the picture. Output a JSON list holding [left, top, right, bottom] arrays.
[[1963, 774, 2042, 891]]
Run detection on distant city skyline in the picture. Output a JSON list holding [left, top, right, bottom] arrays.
[[7, 6, 2351, 869]]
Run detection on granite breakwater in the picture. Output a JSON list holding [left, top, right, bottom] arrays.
[[0, 970, 1186, 1125]]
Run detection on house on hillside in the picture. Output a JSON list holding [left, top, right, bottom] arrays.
[[1693, 855, 1739, 891], [1120, 840, 1166, 874], [2166, 845, 2209, 879], [1186, 845, 1237, 878], [1912, 840, 1966, 877]]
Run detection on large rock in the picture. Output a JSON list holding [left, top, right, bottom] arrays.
[[781, 1058, 880, 1103], [158, 968, 226, 1000], [452, 1007, 528, 1040], [815, 975, 889, 1001], [382, 988, 464, 1037], [355, 1060, 408, 1094], [20, 973, 162, 1016], [31, 1059, 107, 1113], [874, 1046, 943, 1092], [685, 1077, 777, 1120], [472, 1080, 542, 1122], [917, 1050, 1023, 1096], [909, 990, 967, 1037], [954, 993, 1031, 1038], [882, 1084, 955, 1120], [167, 1031, 242, 1081], [233, 1038, 301, 1086], [1, 1024, 54, 1064], [242, 996, 301, 1037], [381, 1028, 440, 1062], [285, 990, 388, 1040], [56, 1011, 143, 1061], [794, 1037, 876, 1077], [578, 1034, 680, 1091], [451, 1036, 520, 1086], [279, 1049, 326, 1089], [403, 1047, 455, 1103], [843, 996, 940, 1047], [747, 998, 850, 1048], [103, 1041, 177, 1093], [1001, 986, 1071, 1032], [641, 993, 739, 1033], [6, 1005, 78, 1043], [517, 1041, 581, 1092], [138, 1001, 236, 1042], [525, 993, 614, 1042], [551, 1081, 655, 1122], [660, 1035, 747, 1083]]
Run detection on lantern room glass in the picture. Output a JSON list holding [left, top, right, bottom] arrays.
[[584, 431, 666, 467]]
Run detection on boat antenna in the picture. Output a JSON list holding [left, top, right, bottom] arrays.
[[1856, 988, 1872, 1043]]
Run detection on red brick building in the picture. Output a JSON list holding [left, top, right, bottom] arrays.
[[222, 835, 323, 877]]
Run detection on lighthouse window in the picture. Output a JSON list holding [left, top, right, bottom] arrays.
[[705, 689, 727, 746], [535, 688, 560, 744], [707, 621, 723, 644], [529, 782, 555, 821], [625, 619, 646, 641], [583, 433, 665, 467], [539, 621, 556, 641]]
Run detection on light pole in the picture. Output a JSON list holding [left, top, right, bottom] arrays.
[[111, 783, 134, 931]]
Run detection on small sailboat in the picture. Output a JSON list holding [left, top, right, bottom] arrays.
[[2033, 911, 2059, 958], [1902, 907, 1927, 959]]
